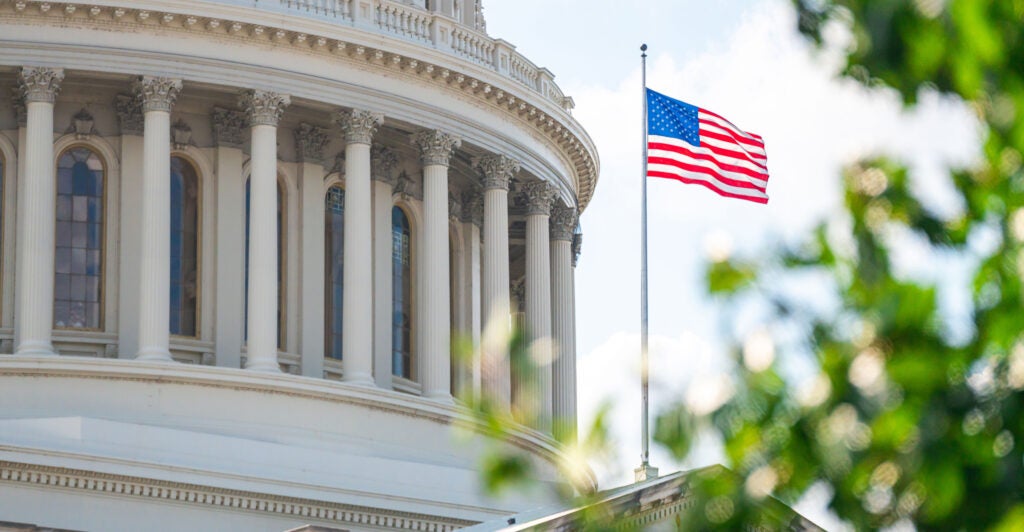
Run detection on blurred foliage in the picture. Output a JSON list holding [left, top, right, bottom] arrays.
[[668, 0, 1024, 529]]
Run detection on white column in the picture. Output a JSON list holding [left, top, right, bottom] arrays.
[[372, 146, 398, 388], [523, 181, 556, 432], [240, 90, 290, 372], [296, 124, 329, 378], [211, 107, 247, 368], [476, 155, 519, 410], [134, 77, 183, 362], [550, 203, 578, 442], [413, 130, 461, 401], [336, 110, 383, 385], [14, 67, 63, 356], [453, 192, 483, 400]]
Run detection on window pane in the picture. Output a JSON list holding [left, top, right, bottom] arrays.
[[324, 186, 344, 360], [169, 157, 199, 337], [392, 207, 412, 379], [54, 148, 103, 329]]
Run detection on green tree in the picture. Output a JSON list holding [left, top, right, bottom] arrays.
[[661, 0, 1024, 529]]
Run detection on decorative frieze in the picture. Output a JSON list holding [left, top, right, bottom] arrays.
[[114, 94, 144, 135], [412, 129, 461, 167], [239, 89, 291, 127], [521, 181, 556, 216], [211, 106, 246, 147], [461, 190, 484, 227], [17, 66, 64, 104], [335, 109, 383, 145], [371, 145, 399, 185], [549, 203, 578, 242], [132, 76, 183, 113], [475, 155, 519, 191], [294, 123, 329, 163]]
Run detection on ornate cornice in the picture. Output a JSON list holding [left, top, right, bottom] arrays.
[[211, 106, 246, 148], [461, 190, 484, 227], [335, 109, 384, 145], [0, 460, 475, 531], [132, 75, 182, 113], [520, 181, 555, 216], [17, 66, 64, 104], [549, 203, 577, 242], [412, 129, 461, 167], [239, 89, 290, 127], [475, 154, 519, 191], [295, 123, 329, 163], [371, 145, 398, 185], [114, 93, 143, 135]]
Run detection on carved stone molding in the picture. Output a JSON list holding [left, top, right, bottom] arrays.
[[520, 181, 556, 216], [335, 109, 384, 145], [211, 106, 246, 148], [329, 151, 346, 175], [475, 154, 520, 191], [394, 171, 422, 201], [371, 145, 399, 185], [239, 89, 291, 127], [171, 119, 193, 150], [295, 123, 329, 163], [549, 203, 577, 242], [114, 94, 143, 135], [411, 129, 461, 167], [572, 232, 583, 267], [0, 460, 473, 531], [132, 76, 183, 113], [17, 66, 64, 104], [448, 192, 462, 222], [69, 108, 95, 139], [11, 87, 27, 127], [461, 190, 484, 227]]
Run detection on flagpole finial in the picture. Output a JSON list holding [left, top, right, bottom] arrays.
[[640, 43, 647, 54]]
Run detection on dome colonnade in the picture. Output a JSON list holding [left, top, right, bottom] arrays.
[[0, 1, 598, 528]]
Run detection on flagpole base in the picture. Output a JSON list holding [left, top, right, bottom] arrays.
[[634, 463, 659, 483]]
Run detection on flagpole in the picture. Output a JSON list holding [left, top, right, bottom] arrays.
[[636, 43, 658, 483]]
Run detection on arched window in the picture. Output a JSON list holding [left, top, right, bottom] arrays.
[[170, 156, 199, 337], [392, 206, 413, 378], [54, 147, 104, 329], [324, 185, 344, 359], [244, 177, 285, 349]]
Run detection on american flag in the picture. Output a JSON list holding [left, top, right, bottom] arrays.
[[646, 89, 769, 204]]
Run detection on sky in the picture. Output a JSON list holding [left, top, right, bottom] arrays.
[[484, 0, 981, 528]]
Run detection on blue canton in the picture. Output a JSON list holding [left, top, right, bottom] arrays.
[[646, 89, 700, 147]]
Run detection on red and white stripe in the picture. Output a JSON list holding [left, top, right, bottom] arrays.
[[647, 108, 769, 204]]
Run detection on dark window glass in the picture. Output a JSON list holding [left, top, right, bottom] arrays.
[[54, 147, 103, 329], [392, 206, 413, 378], [170, 157, 199, 337], [324, 186, 344, 359], [244, 178, 285, 349]]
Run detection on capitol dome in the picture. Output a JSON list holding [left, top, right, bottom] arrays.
[[0, 0, 599, 529]]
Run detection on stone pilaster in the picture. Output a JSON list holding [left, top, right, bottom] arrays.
[[412, 130, 461, 401]]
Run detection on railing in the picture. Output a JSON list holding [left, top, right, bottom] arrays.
[[232, 0, 573, 112]]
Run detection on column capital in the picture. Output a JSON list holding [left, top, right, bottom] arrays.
[[295, 123, 329, 163], [461, 190, 484, 227], [18, 66, 64, 104], [412, 129, 461, 167], [520, 181, 556, 216], [114, 94, 144, 135], [239, 89, 291, 127], [132, 76, 182, 113], [550, 203, 578, 241], [336, 109, 384, 145], [211, 106, 247, 148], [371, 145, 399, 185], [475, 154, 520, 191]]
